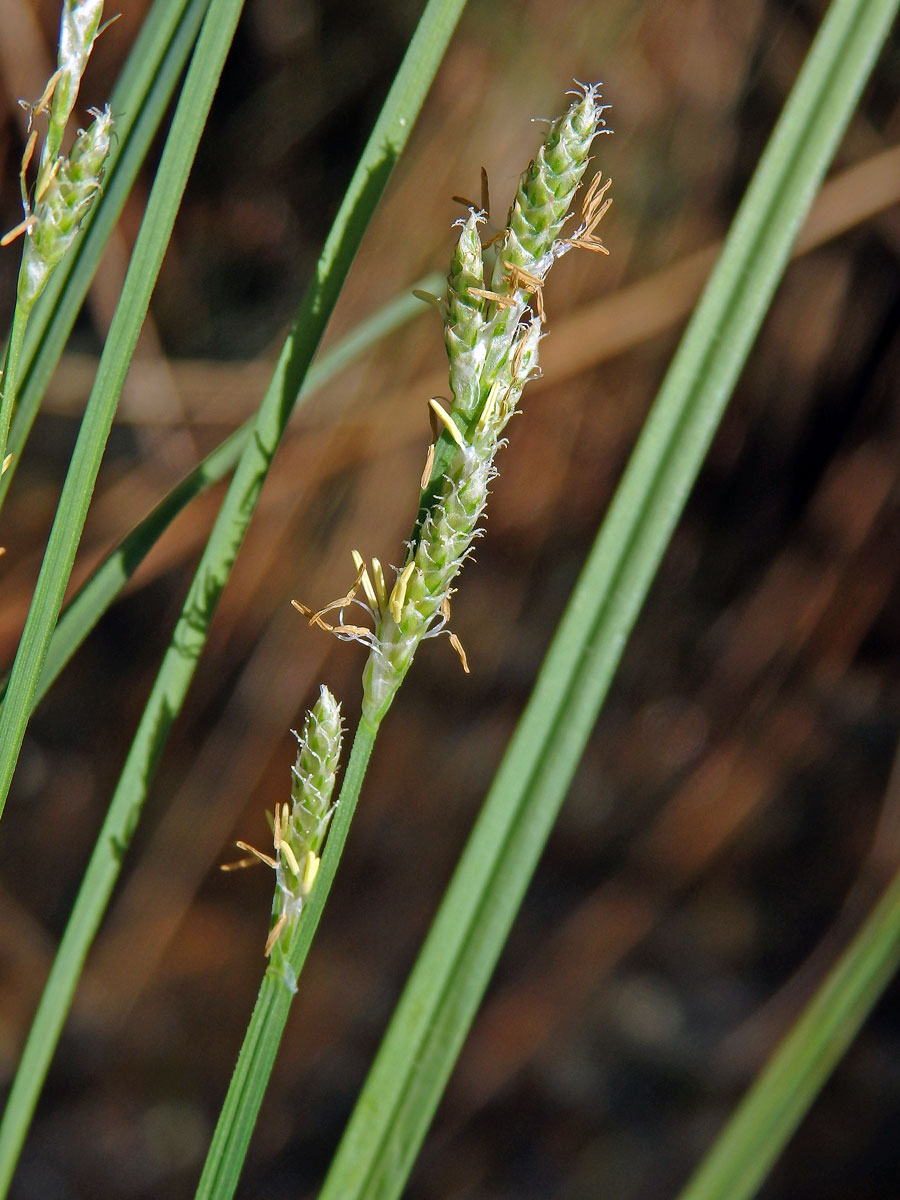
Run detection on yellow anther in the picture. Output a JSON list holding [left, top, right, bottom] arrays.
[[468, 286, 516, 309], [1, 454, 12, 477], [333, 623, 372, 639], [291, 563, 366, 630], [301, 851, 320, 894], [233, 840, 277, 870], [220, 854, 259, 872], [279, 839, 301, 877], [477, 380, 503, 433], [1, 218, 32, 247], [371, 558, 387, 612], [449, 632, 470, 674], [31, 67, 62, 123], [351, 550, 378, 609], [420, 441, 436, 490], [273, 802, 282, 848], [265, 912, 288, 957], [428, 397, 466, 452], [390, 559, 416, 624]]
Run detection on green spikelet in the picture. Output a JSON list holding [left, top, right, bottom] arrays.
[[492, 83, 607, 288], [258, 685, 343, 962], [43, 0, 105, 170], [19, 105, 112, 308], [286, 684, 343, 862], [444, 211, 487, 421]]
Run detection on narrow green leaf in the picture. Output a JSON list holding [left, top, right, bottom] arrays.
[[319, 1, 900, 1197], [0, 1, 463, 1194], [0, 0, 246, 827], [0, 273, 442, 711], [0, 0, 211, 507], [677, 866, 900, 1200], [0, 0, 246, 1188]]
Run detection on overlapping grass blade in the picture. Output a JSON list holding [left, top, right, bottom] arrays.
[[0, 0, 246, 827], [317, 1, 900, 1196], [0, 1, 464, 1194], [0, 0, 211, 507], [0, 0, 247, 1188], [0, 273, 440, 711], [676, 864, 900, 1200]]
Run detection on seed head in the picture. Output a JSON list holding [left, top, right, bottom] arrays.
[[18, 105, 112, 308], [492, 81, 609, 289], [445, 211, 488, 421], [44, 0, 105, 168], [296, 85, 612, 728]]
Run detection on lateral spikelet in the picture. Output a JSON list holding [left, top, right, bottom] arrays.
[[18, 106, 112, 307], [444, 211, 487, 420]]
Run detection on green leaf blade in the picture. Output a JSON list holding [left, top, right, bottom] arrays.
[[0, 0, 212, 507], [677, 868, 900, 1200], [319, 1, 900, 1197]]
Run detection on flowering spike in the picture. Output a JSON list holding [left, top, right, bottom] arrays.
[[44, 0, 105, 169], [17, 103, 113, 309], [444, 210, 487, 421], [492, 81, 609, 290], [225, 686, 343, 956], [295, 87, 611, 727]]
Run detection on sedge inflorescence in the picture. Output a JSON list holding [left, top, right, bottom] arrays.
[[2, 0, 112, 310], [228, 83, 611, 957], [224, 686, 343, 957], [295, 82, 612, 726]]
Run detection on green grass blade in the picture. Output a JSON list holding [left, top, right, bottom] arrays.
[[0, 272, 441, 711], [0, 0, 246, 827], [0, 0, 211, 506], [0, 0, 463, 1190], [0, 0, 247, 1186], [677, 866, 900, 1200], [318, 2, 900, 1196]]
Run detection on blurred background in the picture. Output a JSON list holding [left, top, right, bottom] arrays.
[[1, 0, 900, 1196]]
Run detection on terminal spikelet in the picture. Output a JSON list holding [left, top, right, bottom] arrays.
[[45, 0, 105, 168], [3, 2, 112, 312], [491, 82, 609, 290]]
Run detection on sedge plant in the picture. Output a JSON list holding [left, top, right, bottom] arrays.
[[2, 0, 900, 1196], [0, 0, 465, 1191], [0, 0, 110, 480], [198, 82, 613, 1198]]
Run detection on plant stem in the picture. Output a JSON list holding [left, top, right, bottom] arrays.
[[194, 717, 379, 1200], [0, 303, 29, 474], [677, 865, 900, 1200]]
